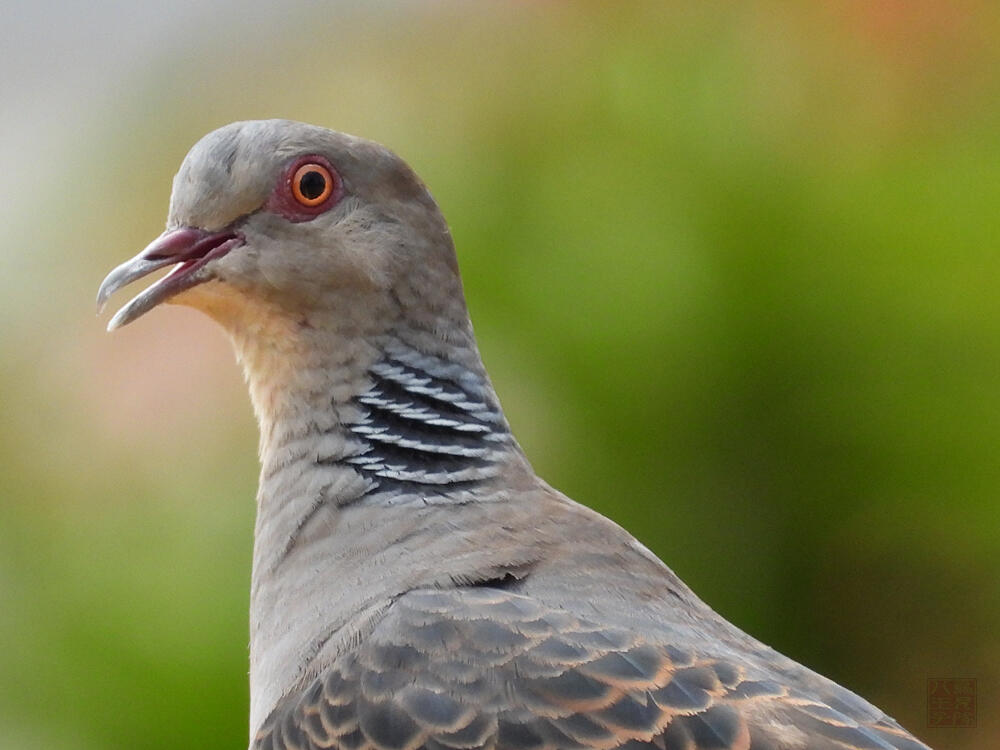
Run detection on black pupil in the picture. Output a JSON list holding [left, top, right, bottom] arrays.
[[300, 170, 327, 200]]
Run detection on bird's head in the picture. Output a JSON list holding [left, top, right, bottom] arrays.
[[98, 120, 462, 336]]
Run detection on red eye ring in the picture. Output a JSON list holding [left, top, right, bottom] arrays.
[[291, 162, 334, 207], [267, 155, 343, 222]]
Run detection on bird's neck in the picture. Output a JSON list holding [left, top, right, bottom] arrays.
[[226, 300, 538, 732], [230, 302, 521, 502], [226, 294, 539, 571]]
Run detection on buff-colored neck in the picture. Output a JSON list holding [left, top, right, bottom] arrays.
[[176, 276, 533, 737]]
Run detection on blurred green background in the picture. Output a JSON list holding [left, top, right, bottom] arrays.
[[1, 1, 997, 748]]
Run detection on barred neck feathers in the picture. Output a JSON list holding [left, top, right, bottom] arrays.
[[239, 307, 526, 514], [343, 339, 515, 503]]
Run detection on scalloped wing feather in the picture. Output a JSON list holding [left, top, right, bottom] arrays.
[[252, 588, 930, 750]]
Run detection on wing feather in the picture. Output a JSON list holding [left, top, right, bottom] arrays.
[[253, 588, 930, 750]]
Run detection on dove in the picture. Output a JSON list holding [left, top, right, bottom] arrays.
[[98, 120, 932, 750]]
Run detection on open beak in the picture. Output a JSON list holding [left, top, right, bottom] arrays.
[[97, 226, 243, 330]]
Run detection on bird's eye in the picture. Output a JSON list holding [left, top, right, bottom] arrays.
[[291, 163, 334, 206], [267, 155, 342, 222]]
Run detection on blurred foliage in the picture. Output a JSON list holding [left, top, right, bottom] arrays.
[[1, 2, 998, 749]]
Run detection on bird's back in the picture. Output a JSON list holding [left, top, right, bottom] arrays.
[[252, 487, 930, 750]]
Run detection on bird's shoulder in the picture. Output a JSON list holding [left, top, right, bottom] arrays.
[[251, 585, 929, 750]]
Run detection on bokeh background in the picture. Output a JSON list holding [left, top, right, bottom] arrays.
[[1, 2, 997, 748]]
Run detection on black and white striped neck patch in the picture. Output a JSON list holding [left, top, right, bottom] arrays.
[[344, 345, 512, 498]]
